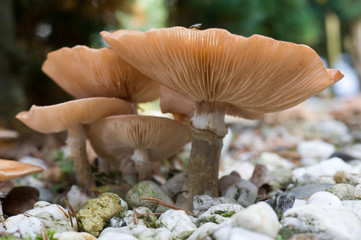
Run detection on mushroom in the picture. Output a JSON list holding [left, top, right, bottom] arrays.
[[101, 27, 343, 209], [16, 97, 133, 193], [0, 159, 44, 217], [41, 45, 160, 112], [0, 159, 44, 181], [159, 85, 195, 122], [88, 115, 191, 183]]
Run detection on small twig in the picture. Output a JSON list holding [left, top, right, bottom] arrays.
[[68, 210, 74, 228], [64, 200, 80, 231], [132, 208, 138, 225], [0, 200, 7, 230], [136, 213, 163, 216], [56, 205, 69, 218], [64, 199, 77, 217], [141, 197, 195, 217], [24, 213, 33, 217], [41, 223, 50, 240]]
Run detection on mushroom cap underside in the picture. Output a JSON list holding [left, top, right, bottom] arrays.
[[16, 97, 133, 134], [159, 85, 195, 121], [0, 159, 44, 181], [42, 45, 160, 103], [101, 27, 343, 119], [88, 115, 191, 168]]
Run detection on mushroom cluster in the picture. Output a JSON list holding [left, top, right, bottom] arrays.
[[16, 38, 192, 195], [17, 26, 342, 210]]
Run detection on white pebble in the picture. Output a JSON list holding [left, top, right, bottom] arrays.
[[342, 200, 361, 221], [282, 205, 361, 240], [188, 222, 218, 240], [54, 232, 96, 240], [213, 226, 273, 240], [28, 201, 70, 221], [5, 216, 42, 239], [307, 191, 343, 207], [98, 227, 136, 240], [157, 210, 197, 239], [66, 185, 91, 211], [353, 184, 361, 199], [297, 140, 335, 164], [230, 202, 280, 238], [292, 157, 357, 184]]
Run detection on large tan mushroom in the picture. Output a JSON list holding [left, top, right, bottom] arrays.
[[101, 27, 343, 209], [0, 159, 44, 181], [16, 97, 133, 193], [42, 45, 160, 111], [88, 115, 191, 183]]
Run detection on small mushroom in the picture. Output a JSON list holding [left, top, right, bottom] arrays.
[[16, 97, 133, 193], [0, 160, 43, 216], [42, 45, 160, 112], [101, 27, 343, 209], [88, 115, 191, 183], [0, 159, 44, 181]]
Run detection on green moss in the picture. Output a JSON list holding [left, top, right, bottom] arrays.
[[278, 227, 300, 239], [0, 237, 21, 240], [33, 229, 56, 240], [221, 210, 236, 218]]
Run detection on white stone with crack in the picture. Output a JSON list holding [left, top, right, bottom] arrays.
[[157, 210, 197, 239]]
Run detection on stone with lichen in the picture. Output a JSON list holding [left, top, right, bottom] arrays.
[[195, 204, 243, 226], [77, 192, 127, 237], [125, 180, 174, 213], [122, 207, 158, 228]]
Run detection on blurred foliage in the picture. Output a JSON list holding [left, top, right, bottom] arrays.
[[48, 148, 76, 193], [168, 0, 322, 46], [1, 0, 127, 128], [116, 0, 167, 30]]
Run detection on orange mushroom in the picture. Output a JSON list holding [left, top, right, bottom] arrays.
[[16, 97, 133, 193], [0, 159, 44, 181], [88, 115, 191, 183], [101, 27, 343, 209], [42, 45, 160, 112], [159, 85, 195, 122]]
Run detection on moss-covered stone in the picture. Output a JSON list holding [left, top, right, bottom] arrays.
[[125, 181, 174, 213], [326, 183, 357, 200], [277, 228, 301, 239], [77, 192, 127, 237], [123, 207, 158, 228]]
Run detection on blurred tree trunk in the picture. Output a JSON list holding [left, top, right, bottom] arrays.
[[0, 0, 26, 127], [351, 18, 361, 83]]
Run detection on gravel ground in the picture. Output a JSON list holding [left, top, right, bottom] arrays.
[[1, 95, 361, 239]]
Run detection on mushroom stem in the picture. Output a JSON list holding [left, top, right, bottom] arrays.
[[179, 102, 227, 210], [67, 124, 94, 194], [131, 148, 152, 181], [130, 103, 138, 114]]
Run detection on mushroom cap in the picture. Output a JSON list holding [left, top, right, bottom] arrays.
[[42, 45, 160, 103], [0, 159, 44, 181], [101, 27, 343, 119], [16, 97, 133, 134], [159, 85, 195, 122], [88, 115, 191, 169]]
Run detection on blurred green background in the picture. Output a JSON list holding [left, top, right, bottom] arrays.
[[1, 0, 361, 128]]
